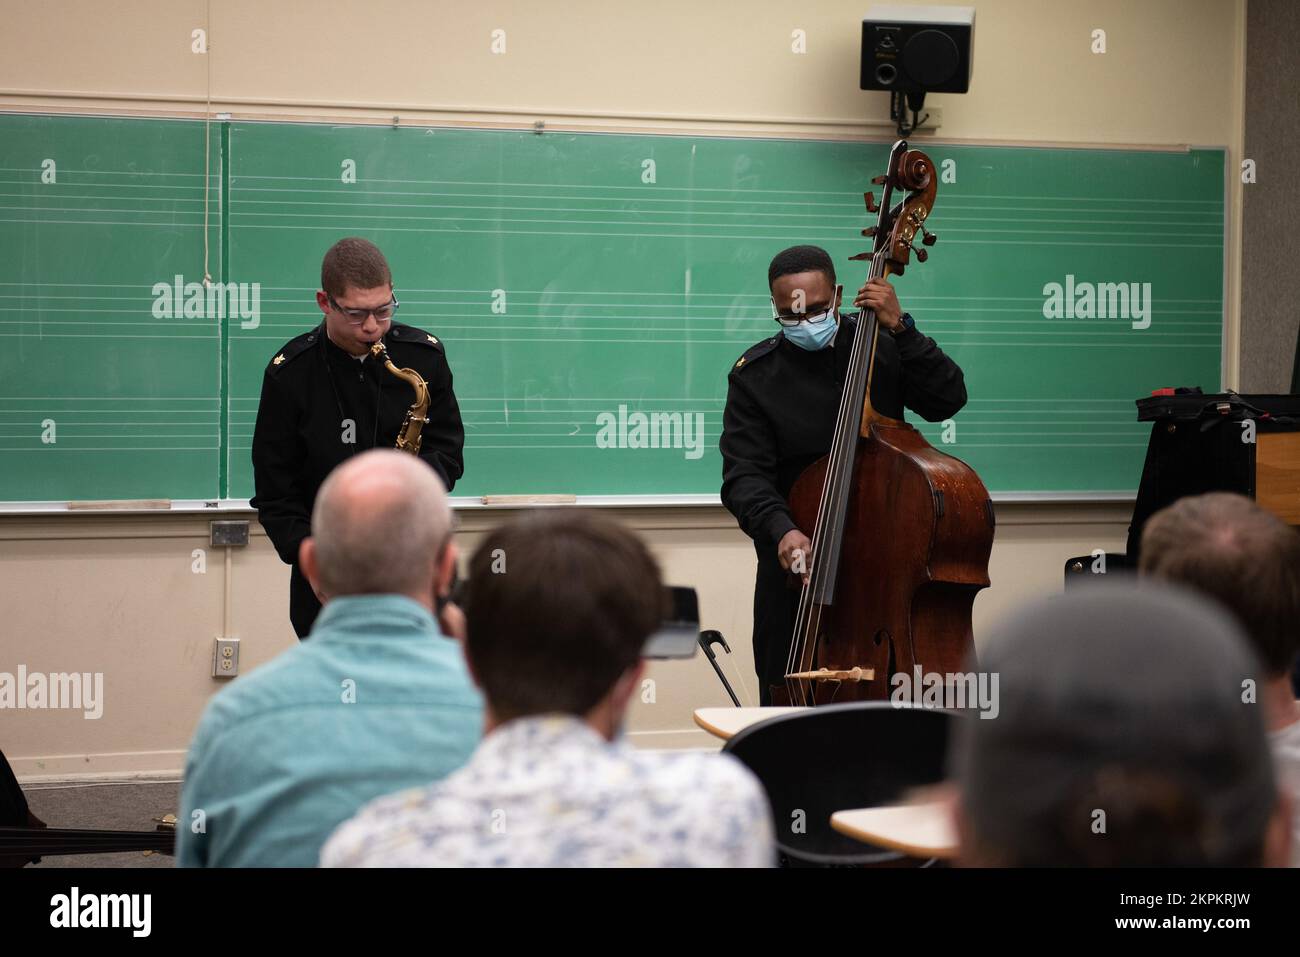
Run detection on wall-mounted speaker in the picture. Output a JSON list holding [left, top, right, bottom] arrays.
[[860, 5, 975, 96]]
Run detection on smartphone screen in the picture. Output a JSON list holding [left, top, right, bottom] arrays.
[[642, 585, 699, 659]]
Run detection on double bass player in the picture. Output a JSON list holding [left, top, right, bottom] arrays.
[[720, 244, 969, 704]]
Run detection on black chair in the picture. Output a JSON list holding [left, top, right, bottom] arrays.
[[723, 702, 953, 866], [1063, 551, 1134, 590]]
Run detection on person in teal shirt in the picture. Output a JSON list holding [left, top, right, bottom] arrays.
[[178, 450, 483, 867]]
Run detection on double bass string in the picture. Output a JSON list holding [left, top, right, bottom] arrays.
[[788, 253, 880, 699], [786, 302, 854, 701], [788, 145, 896, 703], [789, 285, 873, 702], [787, 248, 884, 704]]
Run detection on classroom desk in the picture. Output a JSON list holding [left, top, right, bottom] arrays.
[[830, 803, 958, 860], [693, 706, 809, 741]]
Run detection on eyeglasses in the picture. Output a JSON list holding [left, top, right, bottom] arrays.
[[772, 285, 841, 327], [329, 294, 400, 325]]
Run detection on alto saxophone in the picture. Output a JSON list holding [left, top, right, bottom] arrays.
[[369, 341, 430, 455]]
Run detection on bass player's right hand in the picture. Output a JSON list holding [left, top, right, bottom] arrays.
[[778, 529, 813, 586]]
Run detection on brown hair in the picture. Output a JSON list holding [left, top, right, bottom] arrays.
[[1140, 492, 1300, 674], [462, 511, 664, 721], [321, 237, 392, 298], [964, 767, 1269, 868]]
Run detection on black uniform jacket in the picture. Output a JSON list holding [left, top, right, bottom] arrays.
[[719, 314, 967, 700], [250, 321, 465, 637]]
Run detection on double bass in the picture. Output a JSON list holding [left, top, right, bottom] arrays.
[[772, 140, 994, 707]]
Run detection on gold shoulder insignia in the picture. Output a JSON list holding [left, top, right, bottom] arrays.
[[735, 356, 746, 369], [427, 335, 438, 345], [272, 354, 285, 366]]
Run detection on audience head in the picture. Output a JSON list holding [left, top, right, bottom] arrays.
[[300, 450, 455, 609], [1140, 491, 1300, 677], [952, 582, 1287, 867], [461, 511, 664, 731]]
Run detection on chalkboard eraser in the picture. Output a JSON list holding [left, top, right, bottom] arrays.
[[67, 499, 172, 511], [480, 494, 578, 506]]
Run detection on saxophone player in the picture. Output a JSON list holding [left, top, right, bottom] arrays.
[[251, 237, 466, 639]]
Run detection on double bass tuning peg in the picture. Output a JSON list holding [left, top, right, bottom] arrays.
[[864, 191, 879, 214], [920, 226, 938, 246]]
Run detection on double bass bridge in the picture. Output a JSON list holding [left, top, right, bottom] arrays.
[[785, 666, 876, 684]]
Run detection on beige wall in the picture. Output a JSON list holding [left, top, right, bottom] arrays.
[[0, 0, 1246, 779], [0, 0, 1245, 143]]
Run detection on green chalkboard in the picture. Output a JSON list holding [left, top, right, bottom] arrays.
[[0, 114, 222, 500], [0, 113, 1224, 502]]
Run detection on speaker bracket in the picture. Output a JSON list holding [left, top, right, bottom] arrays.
[[890, 89, 931, 137]]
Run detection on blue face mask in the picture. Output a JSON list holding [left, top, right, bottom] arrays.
[[783, 313, 839, 351]]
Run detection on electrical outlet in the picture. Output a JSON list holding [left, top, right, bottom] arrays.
[[213, 638, 240, 678]]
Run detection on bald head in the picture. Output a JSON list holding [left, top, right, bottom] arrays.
[[309, 450, 452, 600]]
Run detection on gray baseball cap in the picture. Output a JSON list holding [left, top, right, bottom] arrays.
[[952, 581, 1277, 867]]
